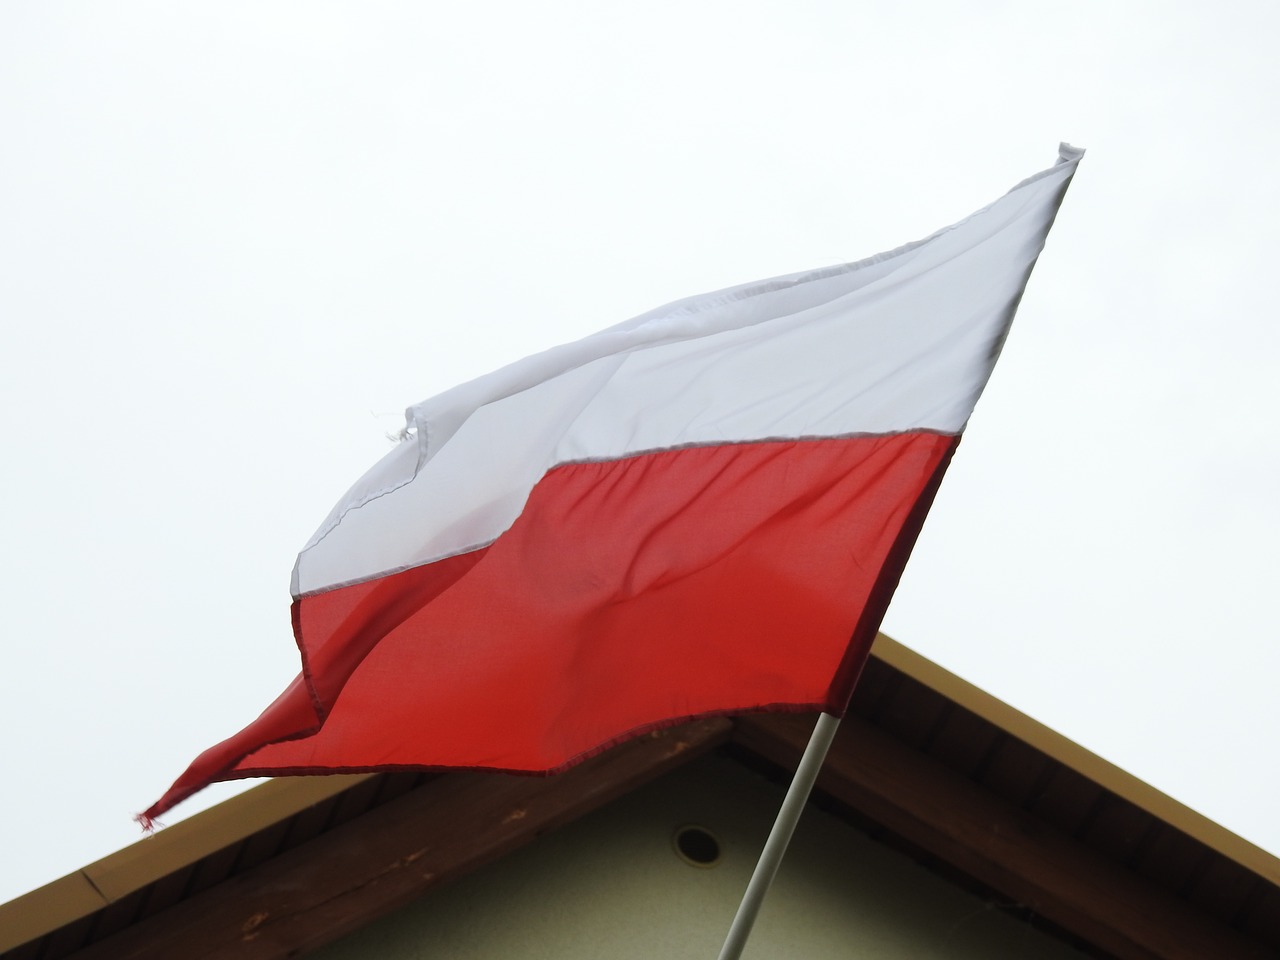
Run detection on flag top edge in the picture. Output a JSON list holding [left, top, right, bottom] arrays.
[[292, 144, 1083, 598]]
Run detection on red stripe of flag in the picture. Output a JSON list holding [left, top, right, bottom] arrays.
[[142, 432, 954, 821]]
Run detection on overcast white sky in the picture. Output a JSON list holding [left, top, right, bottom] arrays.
[[2, 2, 1277, 904]]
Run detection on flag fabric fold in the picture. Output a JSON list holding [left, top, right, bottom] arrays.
[[143, 145, 1082, 825]]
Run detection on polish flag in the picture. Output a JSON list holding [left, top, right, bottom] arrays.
[[143, 145, 1082, 824]]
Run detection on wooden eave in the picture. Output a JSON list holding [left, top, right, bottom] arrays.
[[3, 634, 1277, 960]]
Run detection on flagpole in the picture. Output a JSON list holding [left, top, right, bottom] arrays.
[[717, 711, 841, 960]]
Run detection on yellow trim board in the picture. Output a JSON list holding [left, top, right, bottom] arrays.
[[0, 871, 104, 951], [0, 773, 373, 953], [870, 632, 1280, 887]]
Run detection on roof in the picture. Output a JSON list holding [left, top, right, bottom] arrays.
[[3, 634, 1277, 959]]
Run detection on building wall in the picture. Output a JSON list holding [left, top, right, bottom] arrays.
[[311, 752, 1088, 959]]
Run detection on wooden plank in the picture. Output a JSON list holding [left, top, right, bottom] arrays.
[[0, 872, 105, 954], [869, 635, 1280, 888], [69, 718, 731, 960], [85, 774, 377, 904], [1, 776, 377, 956], [733, 712, 1275, 960]]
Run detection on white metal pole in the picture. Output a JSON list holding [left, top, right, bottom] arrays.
[[717, 711, 842, 960]]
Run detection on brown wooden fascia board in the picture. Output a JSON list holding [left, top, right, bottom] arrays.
[[869, 634, 1280, 888], [89, 774, 377, 902], [733, 712, 1275, 960], [0, 775, 376, 954], [0, 872, 105, 955], [65, 718, 732, 960]]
